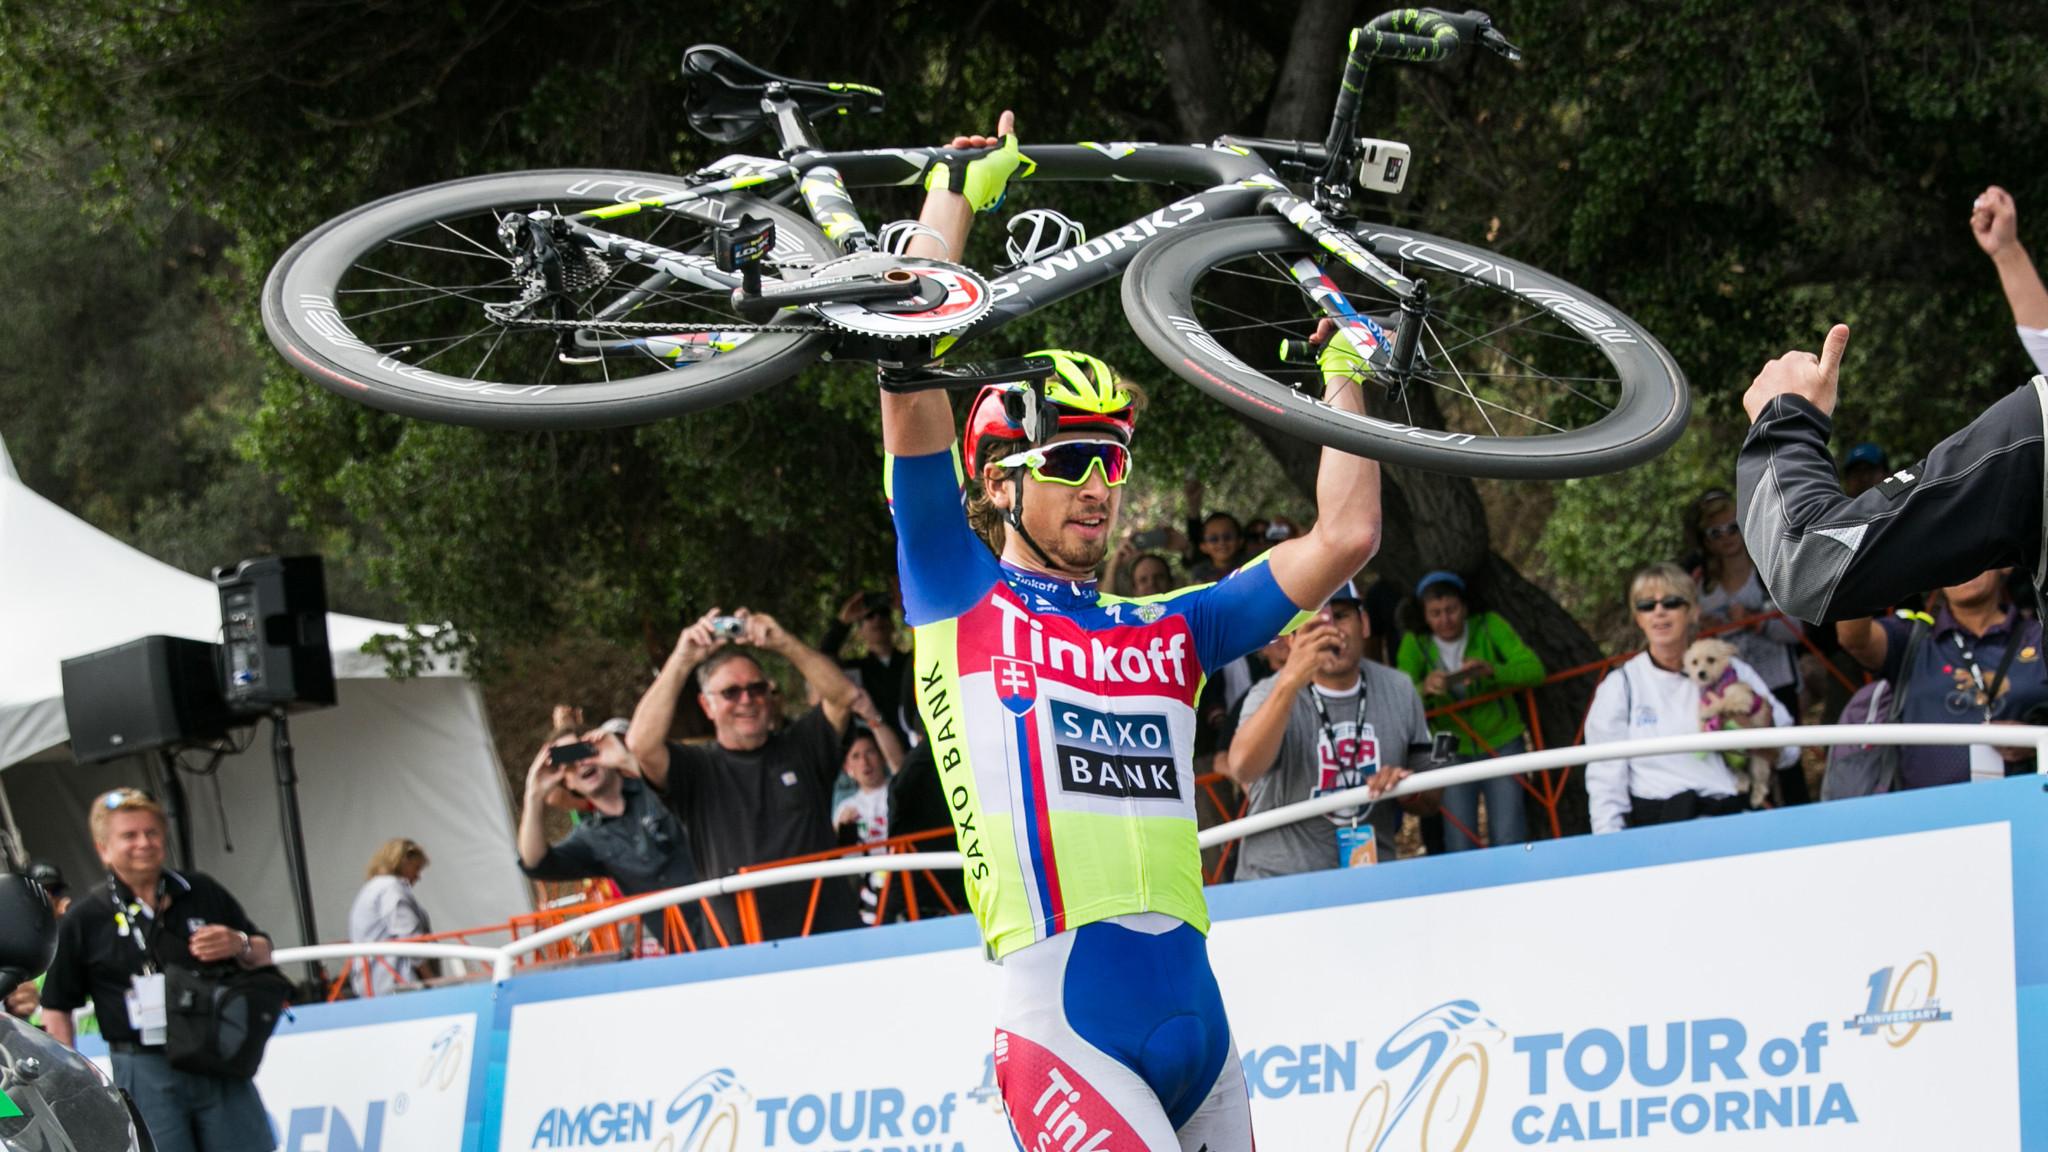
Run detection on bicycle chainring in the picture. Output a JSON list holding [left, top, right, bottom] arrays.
[[807, 253, 993, 340]]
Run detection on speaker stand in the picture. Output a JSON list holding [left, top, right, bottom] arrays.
[[150, 750, 194, 870], [270, 710, 326, 987]]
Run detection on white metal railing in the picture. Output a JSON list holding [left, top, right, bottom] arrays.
[[273, 723, 2046, 984]]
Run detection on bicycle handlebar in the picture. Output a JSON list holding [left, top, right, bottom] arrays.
[[1323, 9, 1518, 178]]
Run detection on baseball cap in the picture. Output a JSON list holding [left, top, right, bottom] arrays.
[[1845, 442, 1886, 469], [1325, 579, 1364, 607], [1415, 569, 1466, 599]]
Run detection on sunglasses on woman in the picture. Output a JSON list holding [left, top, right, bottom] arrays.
[[1703, 522, 1741, 540], [1634, 596, 1691, 613], [994, 439, 1131, 487]]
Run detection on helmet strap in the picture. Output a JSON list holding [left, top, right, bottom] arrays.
[[1004, 468, 1066, 574]]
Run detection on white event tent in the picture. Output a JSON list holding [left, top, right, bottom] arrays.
[[0, 436, 531, 949]]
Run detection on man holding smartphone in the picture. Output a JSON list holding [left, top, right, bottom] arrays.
[[517, 719, 708, 951]]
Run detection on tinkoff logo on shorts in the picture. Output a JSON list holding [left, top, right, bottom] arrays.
[[1049, 699, 1179, 800]]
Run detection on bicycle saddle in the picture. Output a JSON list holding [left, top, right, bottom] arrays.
[[683, 45, 887, 144]]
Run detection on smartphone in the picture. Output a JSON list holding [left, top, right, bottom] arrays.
[[1132, 528, 1172, 550], [710, 615, 746, 639], [550, 741, 597, 766], [1443, 665, 1483, 684]]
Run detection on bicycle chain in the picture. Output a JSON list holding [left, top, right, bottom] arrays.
[[490, 315, 821, 336]]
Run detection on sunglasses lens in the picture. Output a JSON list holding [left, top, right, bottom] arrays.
[[1030, 442, 1129, 486]]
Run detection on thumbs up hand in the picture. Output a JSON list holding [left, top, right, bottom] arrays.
[[1744, 324, 1850, 422]]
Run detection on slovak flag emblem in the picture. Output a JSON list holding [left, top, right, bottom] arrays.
[[993, 657, 1038, 715]]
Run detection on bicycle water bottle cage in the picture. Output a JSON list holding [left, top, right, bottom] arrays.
[[682, 45, 886, 144], [1001, 209, 1088, 272]]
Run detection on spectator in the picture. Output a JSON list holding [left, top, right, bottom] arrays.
[[347, 838, 434, 997], [1735, 186, 2048, 625], [628, 607, 862, 943], [517, 723, 707, 952], [833, 711, 906, 925], [1225, 581, 1436, 876], [820, 590, 913, 743], [1585, 565, 1798, 833], [1687, 489, 1810, 805], [1106, 532, 1183, 598], [1253, 516, 1299, 556], [39, 788, 275, 1152], [1395, 571, 1544, 851], [27, 860, 70, 918], [1841, 443, 1888, 497], [1971, 185, 2048, 374], [1189, 514, 1246, 584], [1835, 567, 2047, 786], [7, 862, 78, 1031]]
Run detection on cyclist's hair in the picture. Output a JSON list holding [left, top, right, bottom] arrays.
[[695, 647, 765, 691], [966, 433, 1012, 553]]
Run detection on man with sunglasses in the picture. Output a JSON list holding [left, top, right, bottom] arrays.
[[626, 607, 863, 942], [882, 111, 1383, 1152]]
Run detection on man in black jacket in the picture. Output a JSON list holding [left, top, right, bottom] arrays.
[[1737, 322, 2047, 623]]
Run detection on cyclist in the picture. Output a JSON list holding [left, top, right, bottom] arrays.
[[887, 112, 1383, 1151]]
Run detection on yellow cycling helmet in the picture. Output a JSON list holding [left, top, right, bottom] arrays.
[[964, 349, 1136, 467]]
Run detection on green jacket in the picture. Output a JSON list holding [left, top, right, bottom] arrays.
[[1396, 611, 1545, 755]]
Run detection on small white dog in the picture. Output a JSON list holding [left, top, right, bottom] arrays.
[[1682, 637, 1775, 808]]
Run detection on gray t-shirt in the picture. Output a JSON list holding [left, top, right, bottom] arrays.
[[1235, 661, 1433, 880]]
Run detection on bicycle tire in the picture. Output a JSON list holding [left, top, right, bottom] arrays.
[[1120, 217, 1688, 479], [263, 169, 838, 430]]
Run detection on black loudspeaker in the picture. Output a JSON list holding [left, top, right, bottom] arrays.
[[60, 636, 233, 764], [213, 555, 337, 713]]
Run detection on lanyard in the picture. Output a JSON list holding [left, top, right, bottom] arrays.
[[1950, 625, 2022, 722], [1308, 679, 1370, 778], [108, 873, 167, 975]]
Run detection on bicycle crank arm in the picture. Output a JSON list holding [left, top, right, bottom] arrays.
[[731, 268, 921, 321]]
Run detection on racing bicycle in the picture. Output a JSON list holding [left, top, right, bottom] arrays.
[[262, 9, 1688, 479]]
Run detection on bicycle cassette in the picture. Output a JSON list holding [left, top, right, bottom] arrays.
[[807, 253, 993, 339]]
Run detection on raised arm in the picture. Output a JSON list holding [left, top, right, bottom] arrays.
[[627, 610, 725, 790], [1738, 325, 2046, 622], [1222, 626, 1331, 787], [1266, 322, 1383, 608], [1973, 187, 2048, 342], [882, 110, 1020, 459], [745, 610, 860, 736]]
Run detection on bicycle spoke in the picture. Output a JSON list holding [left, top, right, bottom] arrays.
[[434, 219, 514, 263], [1424, 321, 1501, 437]]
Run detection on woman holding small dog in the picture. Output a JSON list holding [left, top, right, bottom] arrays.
[[1583, 563, 1798, 834], [1687, 489, 1811, 806]]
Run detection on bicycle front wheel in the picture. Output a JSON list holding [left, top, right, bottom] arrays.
[[1121, 217, 1687, 478], [263, 169, 838, 430]]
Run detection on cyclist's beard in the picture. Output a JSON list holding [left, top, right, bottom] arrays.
[[1016, 485, 1116, 577]]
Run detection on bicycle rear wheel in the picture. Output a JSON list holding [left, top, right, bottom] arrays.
[[1121, 217, 1687, 478], [263, 169, 837, 429]]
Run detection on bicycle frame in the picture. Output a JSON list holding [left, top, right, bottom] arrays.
[[555, 133, 1416, 360]]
